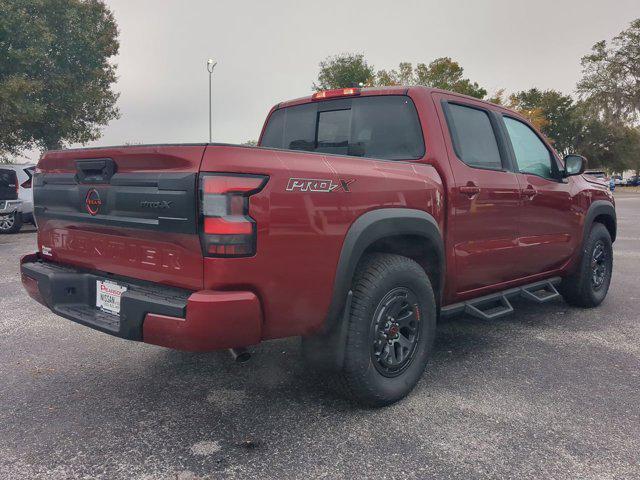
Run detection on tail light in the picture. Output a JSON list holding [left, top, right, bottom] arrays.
[[199, 173, 268, 257]]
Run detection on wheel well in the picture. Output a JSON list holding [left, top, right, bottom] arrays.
[[361, 235, 443, 304], [593, 214, 616, 242]]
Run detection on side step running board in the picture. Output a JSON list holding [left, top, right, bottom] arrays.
[[441, 277, 562, 321], [520, 281, 560, 303], [464, 295, 513, 321]]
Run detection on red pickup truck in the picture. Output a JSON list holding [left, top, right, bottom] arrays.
[[21, 86, 616, 406]]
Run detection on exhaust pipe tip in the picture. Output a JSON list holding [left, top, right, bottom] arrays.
[[229, 347, 251, 363]]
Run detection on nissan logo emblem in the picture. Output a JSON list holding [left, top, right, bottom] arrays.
[[85, 188, 102, 215]]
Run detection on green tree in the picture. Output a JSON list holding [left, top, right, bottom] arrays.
[[576, 19, 640, 174], [617, 127, 640, 176], [575, 120, 636, 173], [376, 62, 414, 86], [313, 53, 375, 90], [577, 18, 640, 123], [486, 88, 507, 106], [487, 88, 551, 135], [509, 89, 579, 153], [376, 58, 487, 99], [0, 0, 120, 159], [315, 54, 486, 99], [414, 57, 486, 99], [572, 100, 639, 173]]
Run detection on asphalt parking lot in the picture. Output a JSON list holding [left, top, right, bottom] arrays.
[[1, 193, 639, 480]]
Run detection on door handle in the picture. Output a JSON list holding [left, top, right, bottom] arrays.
[[459, 184, 481, 197], [76, 158, 116, 184], [522, 185, 537, 198]]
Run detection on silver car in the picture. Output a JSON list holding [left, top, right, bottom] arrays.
[[0, 164, 35, 233]]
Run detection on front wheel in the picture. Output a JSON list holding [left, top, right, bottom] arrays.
[[335, 253, 437, 407], [559, 223, 613, 307], [0, 212, 22, 234]]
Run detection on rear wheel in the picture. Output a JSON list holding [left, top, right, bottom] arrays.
[[559, 223, 613, 307], [0, 212, 22, 234], [335, 253, 436, 407]]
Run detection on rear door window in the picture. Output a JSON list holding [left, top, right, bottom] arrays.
[[261, 95, 425, 160], [0, 169, 18, 200], [444, 103, 503, 170], [0, 170, 14, 186]]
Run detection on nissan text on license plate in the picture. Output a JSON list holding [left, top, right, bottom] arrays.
[[96, 280, 127, 315]]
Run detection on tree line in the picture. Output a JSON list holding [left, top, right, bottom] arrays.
[[1, 2, 638, 175], [314, 19, 640, 175], [0, 0, 120, 163]]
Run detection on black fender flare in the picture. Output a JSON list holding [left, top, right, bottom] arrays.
[[568, 199, 616, 274], [583, 200, 616, 244], [324, 208, 444, 332]]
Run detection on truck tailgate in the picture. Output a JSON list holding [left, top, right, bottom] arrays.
[[34, 145, 206, 291]]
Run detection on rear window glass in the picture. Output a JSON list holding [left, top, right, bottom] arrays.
[[445, 103, 503, 170], [261, 95, 425, 160], [0, 169, 17, 187]]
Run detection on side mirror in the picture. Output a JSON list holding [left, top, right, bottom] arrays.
[[563, 154, 586, 177]]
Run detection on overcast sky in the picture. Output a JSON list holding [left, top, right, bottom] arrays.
[[22, 0, 640, 162]]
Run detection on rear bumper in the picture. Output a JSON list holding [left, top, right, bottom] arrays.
[[20, 253, 262, 352], [0, 200, 22, 215]]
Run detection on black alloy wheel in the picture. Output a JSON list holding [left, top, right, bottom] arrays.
[[591, 240, 608, 290], [371, 287, 421, 377]]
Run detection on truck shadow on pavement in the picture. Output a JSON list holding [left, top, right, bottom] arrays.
[[10, 294, 625, 478], [46, 298, 584, 414], [31, 297, 588, 417], [151, 297, 577, 404]]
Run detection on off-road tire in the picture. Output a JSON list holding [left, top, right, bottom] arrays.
[[335, 253, 436, 407], [0, 212, 22, 234], [559, 222, 613, 308]]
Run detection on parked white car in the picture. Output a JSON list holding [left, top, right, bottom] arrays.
[[0, 164, 35, 233]]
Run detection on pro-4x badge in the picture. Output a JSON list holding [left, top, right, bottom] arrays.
[[286, 178, 355, 193]]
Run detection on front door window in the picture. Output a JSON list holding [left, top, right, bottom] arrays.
[[503, 117, 556, 180]]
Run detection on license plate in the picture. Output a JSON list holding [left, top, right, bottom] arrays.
[[96, 280, 127, 315]]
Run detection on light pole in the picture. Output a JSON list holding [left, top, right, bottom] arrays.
[[206, 58, 217, 142]]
